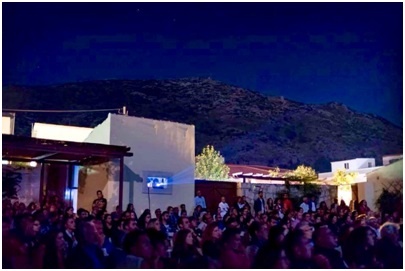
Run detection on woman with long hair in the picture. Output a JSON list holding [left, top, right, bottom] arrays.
[[43, 231, 67, 268], [137, 210, 152, 230], [147, 218, 162, 231], [343, 226, 380, 268], [357, 200, 371, 216], [266, 198, 274, 213], [125, 204, 138, 220], [172, 229, 202, 267], [201, 222, 222, 261], [103, 213, 114, 238]]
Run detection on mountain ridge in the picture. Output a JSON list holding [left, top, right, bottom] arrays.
[[2, 78, 402, 172]]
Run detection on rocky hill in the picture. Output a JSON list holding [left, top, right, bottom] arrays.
[[2, 78, 402, 172]]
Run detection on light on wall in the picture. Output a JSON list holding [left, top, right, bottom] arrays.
[[29, 161, 38, 167], [338, 185, 352, 205], [2, 160, 10, 165]]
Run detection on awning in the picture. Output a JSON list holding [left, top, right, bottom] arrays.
[[2, 134, 133, 165]]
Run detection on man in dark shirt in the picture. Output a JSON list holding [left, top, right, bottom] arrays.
[[93, 190, 107, 213]]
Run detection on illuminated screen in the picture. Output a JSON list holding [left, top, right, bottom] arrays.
[[147, 177, 169, 189]]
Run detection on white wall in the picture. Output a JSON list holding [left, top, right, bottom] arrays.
[[366, 159, 403, 211], [2, 116, 14, 134], [32, 123, 93, 142], [108, 114, 195, 215], [331, 158, 375, 172], [84, 115, 111, 145], [383, 155, 403, 166]]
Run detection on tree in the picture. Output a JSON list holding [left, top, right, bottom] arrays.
[[285, 165, 321, 197], [2, 165, 22, 200], [332, 169, 358, 205], [195, 145, 230, 180], [332, 169, 357, 188]]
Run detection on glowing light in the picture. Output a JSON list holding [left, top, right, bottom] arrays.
[[2, 160, 9, 165], [338, 185, 352, 205], [29, 161, 38, 167]]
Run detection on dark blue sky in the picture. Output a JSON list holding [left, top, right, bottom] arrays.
[[3, 2, 403, 126]]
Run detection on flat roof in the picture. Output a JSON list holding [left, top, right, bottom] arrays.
[[2, 134, 133, 165]]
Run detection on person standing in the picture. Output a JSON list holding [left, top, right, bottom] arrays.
[[254, 191, 266, 216], [93, 190, 107, 213], [219, 196, 229, 217], [194, 190, 207, 210], [282, 193, 293, 213], [300, 197, 310, 214]]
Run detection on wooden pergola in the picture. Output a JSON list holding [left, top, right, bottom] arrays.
[[2, 134, 133, 208]]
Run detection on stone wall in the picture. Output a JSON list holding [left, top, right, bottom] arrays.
[[240, 182, 337, 211]]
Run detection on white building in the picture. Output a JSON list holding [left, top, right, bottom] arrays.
[[82, 114, 195, 214], [318, 158, 382, 208], [32, 122, 94, 142], [29, 114, 195, 215]]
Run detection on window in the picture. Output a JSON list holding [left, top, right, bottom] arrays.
[[368, 162, 372, 168], [344, 163, 349, 169]]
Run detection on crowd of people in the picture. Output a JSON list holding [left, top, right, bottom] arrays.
[[2, 189, 403, 269]]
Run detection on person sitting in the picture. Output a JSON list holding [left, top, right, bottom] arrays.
[[375, 222, 403, 269], [172, 229, 202, 268], [118, 230, 154, 269], [220, 228, 250, 268]]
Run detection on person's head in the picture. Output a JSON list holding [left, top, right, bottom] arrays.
[[96, 190, 103, 199], [303, 212, 311, 222], [180, 204, 186, 211], [367, 216, 379, 229], [283, 193, 289, 199], [221, 196, 226, 203], [188, 216, 197, 229], [225, 217, 239, 229], [313, 226, 337, 249], [161, 211, 170, 222], [126, 203, 134, 212], [146, 228, 168, 259], [202, 212, 213, 224], [202, 222, 222, 242], [174, 229, 194, 250], [269, 216, 279, 228], [303, 196, 308, 203], [123, 230, 153, 260], [267, 198, 274, 205], [64, 217, 76, 231], [32, 219, 41, 234], [124, 219, 138, 232], [329, 213, 338, 224], [296, 221, 313, 240], [147, 218, 161, 231], [155, 208, 161, 218], [178, 216, 191, 230], [355, 214, 367, 226], [249, 221, 269, 241], [128, 211, 136, 220], [180, 210, 188, 218], [173, 207, 179, 216], [78, 208, 89, 219], [258, 191, 263, 198], [360, 200, 367, 207], [221, 228, 243, 251], [197, 190, 202, 197], [103, 214, 112, 224], [285, 230, 312, 261], [379, 222, 400, 243], [77, 221, 99, 246]]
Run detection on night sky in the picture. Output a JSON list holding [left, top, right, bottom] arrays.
[[3, 2, 403, 126]]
